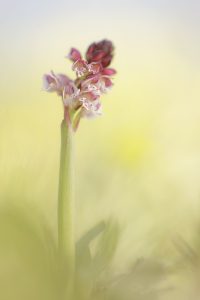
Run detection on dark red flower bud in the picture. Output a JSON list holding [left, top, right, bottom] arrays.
[[86, 39, 114, 67]]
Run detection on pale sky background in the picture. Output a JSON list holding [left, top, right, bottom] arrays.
[[1, 0, 200, 103], [1, 0, 200, 53]]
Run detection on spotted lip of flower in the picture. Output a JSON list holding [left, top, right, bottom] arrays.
[[72, 59, 88, 77], [86, 39, 114, 67], [79, 92, 102, 118], [82, 99, 102, 118]]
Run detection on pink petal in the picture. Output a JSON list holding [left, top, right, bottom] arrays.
[[104, 77, 113, 88], [68, 48, 82, 62], [43, 72, 58, 92], [43, 74, 54, 89], [99, 76, 113, 93], [43, 72, 73, 96], [57, 73, 73, 87], [101, 68, 116, 76]]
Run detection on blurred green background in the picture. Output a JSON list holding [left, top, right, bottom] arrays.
[[1, 1, 200, 299]]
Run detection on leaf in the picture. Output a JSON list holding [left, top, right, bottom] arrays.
[[76, 221, 106, 269], [75, 221, 106, 300], [92, 219, 120, 277]]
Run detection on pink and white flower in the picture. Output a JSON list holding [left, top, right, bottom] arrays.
[[43, 39, 116, 130]]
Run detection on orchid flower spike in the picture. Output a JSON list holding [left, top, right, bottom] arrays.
[[43, 39, 116, 131]]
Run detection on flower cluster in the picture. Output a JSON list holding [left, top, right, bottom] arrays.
[[43, 40, 116, 130]]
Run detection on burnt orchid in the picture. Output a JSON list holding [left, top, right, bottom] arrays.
[[43, 40, 116, 298], [43, 39, 116, 131]]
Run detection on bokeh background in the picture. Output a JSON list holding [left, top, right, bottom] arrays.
[[0, 0, 200, 299]]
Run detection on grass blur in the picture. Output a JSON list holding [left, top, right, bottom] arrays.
[[1, 0, 200, 299]]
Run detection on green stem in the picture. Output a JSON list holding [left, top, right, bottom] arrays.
[[58, 120, 75, 282]]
